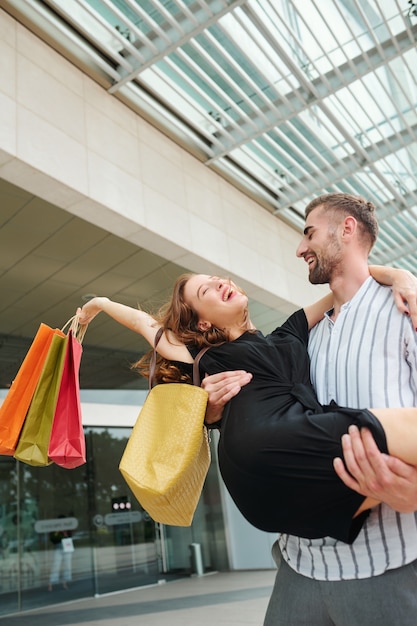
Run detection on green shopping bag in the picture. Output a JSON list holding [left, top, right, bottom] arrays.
[[14, 331, 67, 467]]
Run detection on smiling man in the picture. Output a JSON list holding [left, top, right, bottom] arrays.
[[263, 193, 417, 625]]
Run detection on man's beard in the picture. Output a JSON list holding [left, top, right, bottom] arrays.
[[308, 237, 343, 285], [309, 259, 333, 284]]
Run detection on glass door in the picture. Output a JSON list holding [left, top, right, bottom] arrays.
[[86, 428, 159, 595]]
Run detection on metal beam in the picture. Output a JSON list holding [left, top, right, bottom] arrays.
[[272, 123, 417, 209], [207, 21, 417, 158], [108, 0, 246, 93]]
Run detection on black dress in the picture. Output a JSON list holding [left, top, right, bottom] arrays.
[[192, 309, 388, 544]]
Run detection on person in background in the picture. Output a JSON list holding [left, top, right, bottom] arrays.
[[48, 516, 74, 591]]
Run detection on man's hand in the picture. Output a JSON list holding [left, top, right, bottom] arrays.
[[202, 370, 252, 424], [333, 425, 417, 512]]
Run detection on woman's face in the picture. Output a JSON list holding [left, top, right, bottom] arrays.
[[183, 274, 248, 331]]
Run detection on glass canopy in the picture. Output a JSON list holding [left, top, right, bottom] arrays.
[[8, 0, 417, 270]]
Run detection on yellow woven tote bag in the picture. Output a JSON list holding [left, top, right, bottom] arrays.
[[119, 330, 211, 526]]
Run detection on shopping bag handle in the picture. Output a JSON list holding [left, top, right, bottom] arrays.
[[148, 327, 211, 390], [61, 316, 88, 344]]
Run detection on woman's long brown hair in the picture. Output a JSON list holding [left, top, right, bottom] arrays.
[[132, 273, 249, 384]]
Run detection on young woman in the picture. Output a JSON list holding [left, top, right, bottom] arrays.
[[77, 267, 417, 544]]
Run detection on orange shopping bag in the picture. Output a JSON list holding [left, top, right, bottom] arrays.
[[0, 324, 60, 455]]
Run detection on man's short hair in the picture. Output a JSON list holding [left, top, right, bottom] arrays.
[[305, 193, 379, 249]]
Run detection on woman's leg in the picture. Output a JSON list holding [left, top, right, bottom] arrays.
[[371, 407, 417, 465]]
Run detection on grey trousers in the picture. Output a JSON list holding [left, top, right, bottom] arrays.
[[264, 542, 417, 626]]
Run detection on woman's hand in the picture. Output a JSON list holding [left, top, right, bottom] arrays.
[[390, 269, 417, 330], [369, 265, 417, 330], [76, 297, 109, 325]]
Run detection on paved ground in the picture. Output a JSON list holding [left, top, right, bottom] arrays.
[[0, 569, 276, 626]]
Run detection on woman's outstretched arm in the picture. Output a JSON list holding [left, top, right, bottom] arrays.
[[76, 297, 192, 363]]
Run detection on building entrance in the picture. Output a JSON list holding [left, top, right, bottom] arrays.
[[0, 427, 159, 615], [0, 425, 226, 616]]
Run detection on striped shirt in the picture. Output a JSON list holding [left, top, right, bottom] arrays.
[[278, 277, 417, 580]]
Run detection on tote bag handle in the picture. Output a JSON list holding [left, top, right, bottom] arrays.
[[148, 327, 211, 390]]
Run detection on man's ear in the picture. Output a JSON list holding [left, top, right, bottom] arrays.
[[342, 215, 357, 238]]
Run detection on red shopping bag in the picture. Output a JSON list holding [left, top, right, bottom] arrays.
[[0, 324, 60, 455], [48, 323, 86, 469]]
